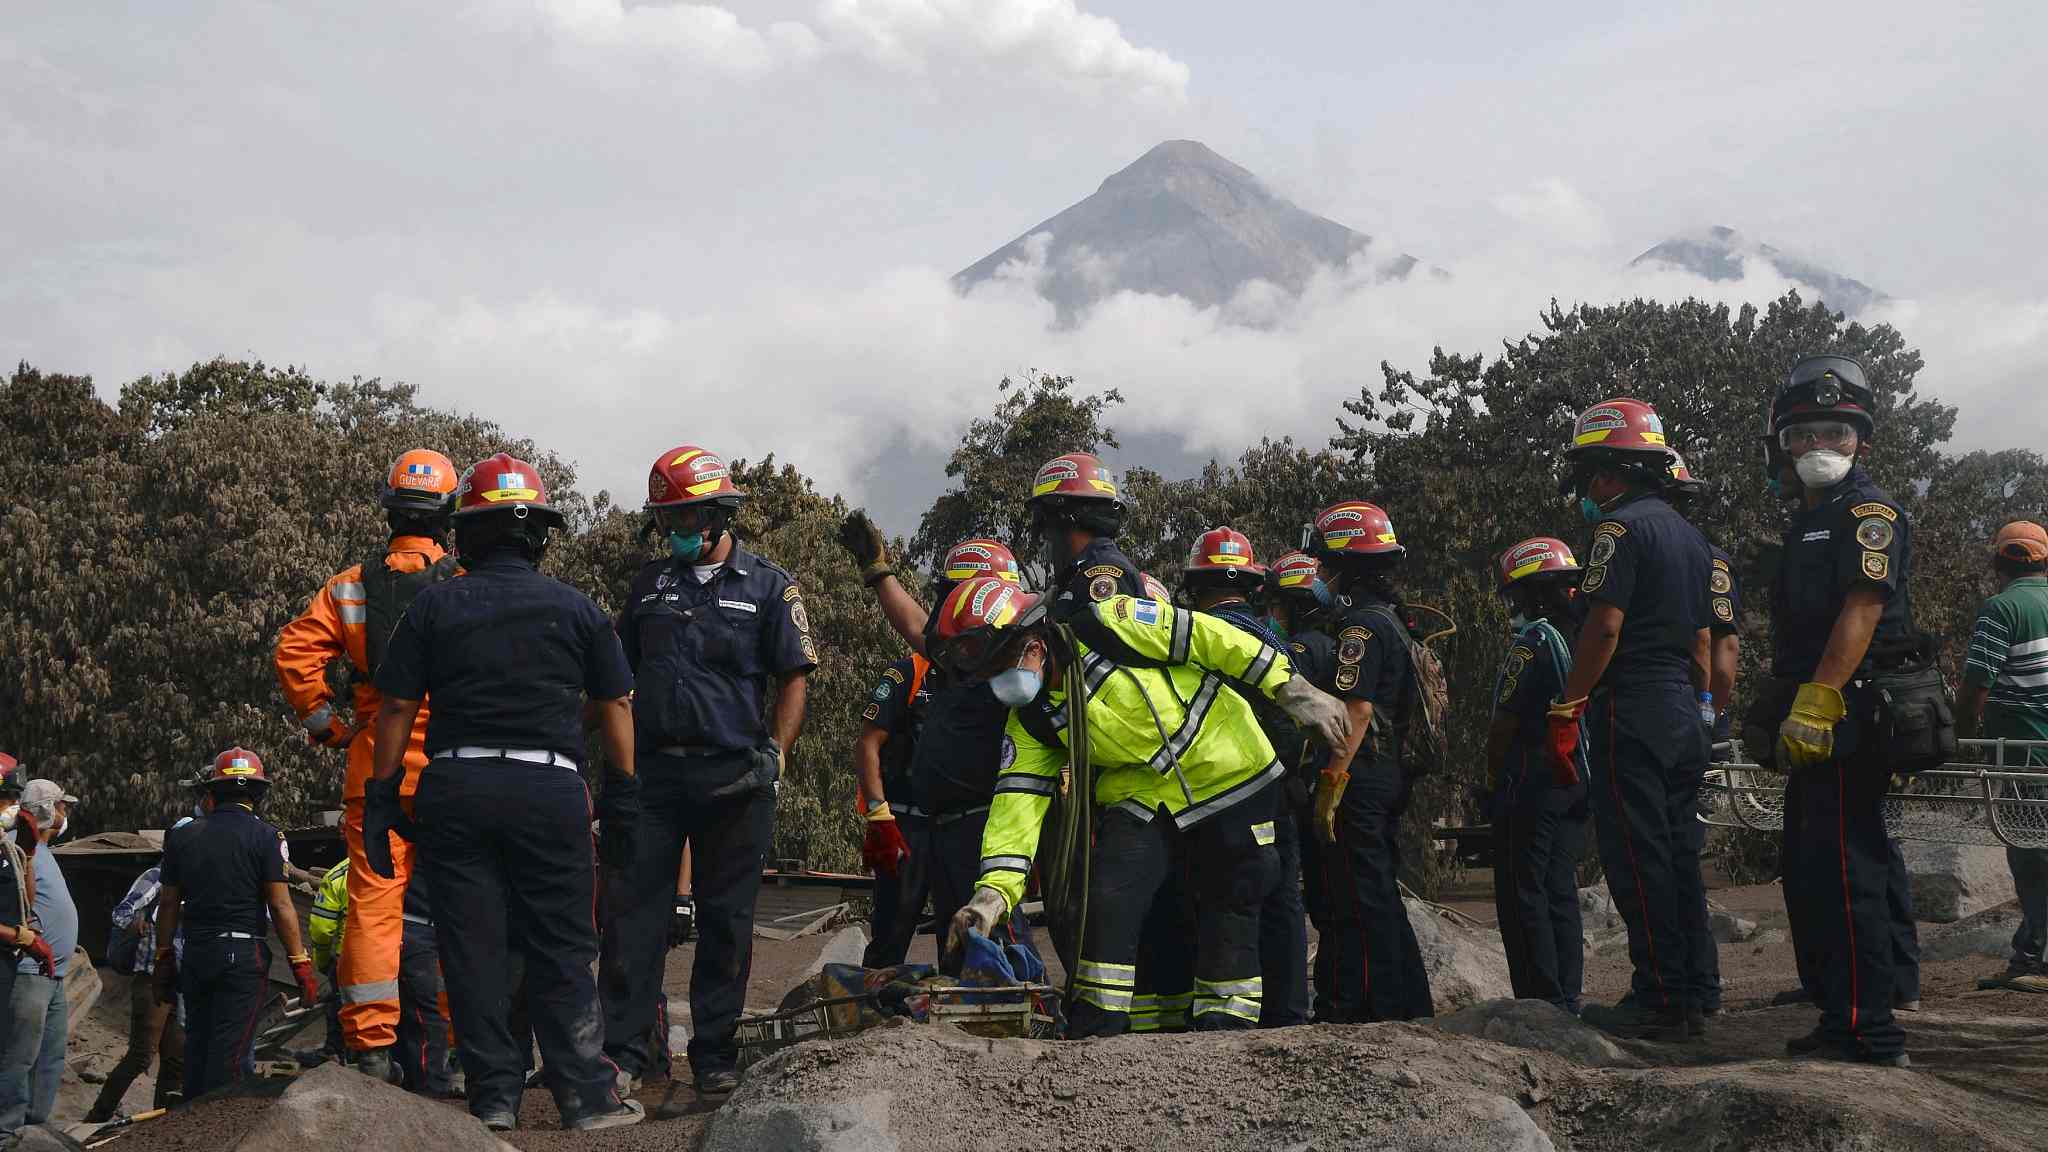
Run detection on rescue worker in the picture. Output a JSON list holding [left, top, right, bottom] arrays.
[[370, 453, 644, 1130], [853, 653, 931, 969], [1549, 398, 1714, 1041], [0, 755, 36, 1023], [1665, 450, 1734, 1018], [1486, 537, 1589, 1013], [1262, 552, 1341, 972], [601, 445, 814, 1100], [309, 859, 350, 1067], [1303, 500, 1434, 1022], [307, 857, 453, 1093], [86, 822, 192, 1120], [1027, 452, 1147, 620], [1179, 528, 1309, 1027], [937, 576, 1350, 1036], [836, 525, 1042, 972], [275, 448, 460, 1082], [1763, 355, 1914, 1066], [0, 777, 77, 1133], [154, 750, 321, 1101], [1963, 522, 2048, 992]]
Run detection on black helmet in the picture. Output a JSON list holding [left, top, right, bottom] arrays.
[[1772, 355, 1875, 439]]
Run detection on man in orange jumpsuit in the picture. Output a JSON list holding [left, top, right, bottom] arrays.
[[275, 449, 459, 1081]]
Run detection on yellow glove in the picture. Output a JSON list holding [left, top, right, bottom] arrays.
[[1315, 768, 1350, 844], [1777, 681, 1847, 770]]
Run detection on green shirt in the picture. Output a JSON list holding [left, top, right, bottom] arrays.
[[1964, 575, 2048, 759]]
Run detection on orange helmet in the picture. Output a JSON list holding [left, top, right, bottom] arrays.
[[381, 448, 458, 515], [940, 539, 1022, 585], [1496, 537, 1581, 590], [0, 752, 20, 796], [646, 445, 746, 510], [1027, 452, 1126, 535], [207, 747, 269, 789], [1181, 527, 1264, 592], [452, 452, 565, 527], [932, 576, 1044, 677], [1305, 501, 1405, 560]]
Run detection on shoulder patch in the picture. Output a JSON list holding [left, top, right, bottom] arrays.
[[1856, 517, 1895, 551], [1714, 596, 1735, 623], [782, 585, 802, 602], [1338, 626, 1370, 666], [1088, 574, 1117, 602], [1582, 565, 1607, 593], [883, 666, 906, 684], [1290, 642, 1308, 655], [872, 681, 894, 702], [1862, 551, 1890, 581], [1710, 568, 1733, 595], [1850, 502, 1898, 523], [1132, 599, 1162, 626], [1083, 564, 1124, 580], [861, 703, 881, 722], [1594, 521, 1627, 539], [1587, 533, 1619, 568], [1334, 665, 1359, 692], [1509, 644, 1535, 663], [789, 599, 811, 635]]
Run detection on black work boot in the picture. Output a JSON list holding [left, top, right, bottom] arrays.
[[1581, 1000, 1687, 1042], [355, 1046, 395, 1084], [1785, 1026, 1827, 1055]]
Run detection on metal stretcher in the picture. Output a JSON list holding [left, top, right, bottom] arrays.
[[1701, 738, 2048, 850]]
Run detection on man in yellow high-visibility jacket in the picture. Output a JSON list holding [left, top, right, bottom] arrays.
[[931, 577, 1349, 1038]]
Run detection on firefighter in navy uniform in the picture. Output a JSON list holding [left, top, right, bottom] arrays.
[[835, 528, 1042, 972], [1027, 453, 1145, 620], [1550, 399, 1715, 1042], [1763, 355, 1916, 1067], [1303, 501, 1434, 1023], [936, 577, 1352, 1037], [1264, 552, 1341, 963], [154, 750, 321, 1101], [853, 654, 932, 968], [1179, 528, 1309, 1028], [370, 453, 644, 1132], [1486, 538, 1590, 1014], [601, 445, 815, 1100]]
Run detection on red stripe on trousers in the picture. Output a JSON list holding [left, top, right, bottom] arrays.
[[1836, 759, 1860, 1036]]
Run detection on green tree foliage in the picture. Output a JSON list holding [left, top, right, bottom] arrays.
[[1119, 439, 1364, 580], [909, 373, 1122, 584]]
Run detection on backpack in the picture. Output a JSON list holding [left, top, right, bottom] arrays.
[[1366, 605, 1453, 779], [362, 551, 461, 679]]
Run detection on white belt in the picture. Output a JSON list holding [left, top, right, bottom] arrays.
[[217, 931, 258, 940], [436, 747, 580, 773]]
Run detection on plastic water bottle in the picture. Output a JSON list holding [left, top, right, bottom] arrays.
[[1698, 692, 1717, 727]]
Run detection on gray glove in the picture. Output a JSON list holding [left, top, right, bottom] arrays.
[[1275, 675, 1351, 751], [946, 886, 1009, 961]]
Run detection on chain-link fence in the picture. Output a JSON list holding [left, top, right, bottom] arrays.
[[1702, 738, 2048, 850]]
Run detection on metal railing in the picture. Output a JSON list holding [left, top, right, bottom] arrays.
[[1701, 738, 2048, 850]]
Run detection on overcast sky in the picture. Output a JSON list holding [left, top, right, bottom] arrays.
[[5, 1, 2042, 531]]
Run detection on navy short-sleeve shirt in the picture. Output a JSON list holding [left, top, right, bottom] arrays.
[[1328, 593, 1411, 767], [1579, 492, 1712, 686], [1048, 537, 1144, 623], [619, 546, 817, 752], [862, 657, 930, 808], [160, 804, 287, 939], [1771, 466, 1913, 681], [1493, 617, 1585, 799], [377, 552, 633, 763]]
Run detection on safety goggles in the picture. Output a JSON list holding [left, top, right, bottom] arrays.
[[653, 505, 718, 533], [1777, 420, 1857, 452]]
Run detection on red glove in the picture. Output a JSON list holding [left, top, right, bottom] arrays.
[[1547, 697, 1587, 787], [291, 955, 320, 1006], [861, 810, 910, 878], [24, 934, 55, 978]]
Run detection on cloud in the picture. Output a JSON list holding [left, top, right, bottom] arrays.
[[530, 0, 1188, 98]]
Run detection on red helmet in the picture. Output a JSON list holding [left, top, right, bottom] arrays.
[[932, 576, 1044, 677], [940, 539, 1022, 585], [381, 448, 458, 515], [1027, 452, 1126, 535], [646, 445, 746, 510], [1268, 550, 1321, 595], [1181, 527, 1264, 589], [1496, 537, 1581, 590], [0, 752, 20, 796], [207, 747, 269, 788], [1665, 449, 1710, 499], [452, 453, 565, 526], [1305, 501, 1405, 559], [1564, 398, 1670, 461]]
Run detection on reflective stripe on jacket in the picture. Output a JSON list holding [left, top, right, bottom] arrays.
[[977, 595, 1293, 911]]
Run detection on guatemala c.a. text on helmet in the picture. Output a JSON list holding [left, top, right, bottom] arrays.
[[941, 539, 1022, 586], [646, 445, 746, 562], [1028, 453, 1126, 535], [1496, 536, 1581, 591], [1306, 501, 1405, 561]]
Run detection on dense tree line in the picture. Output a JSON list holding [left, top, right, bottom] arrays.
[[4, 290, 2040, 890]]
